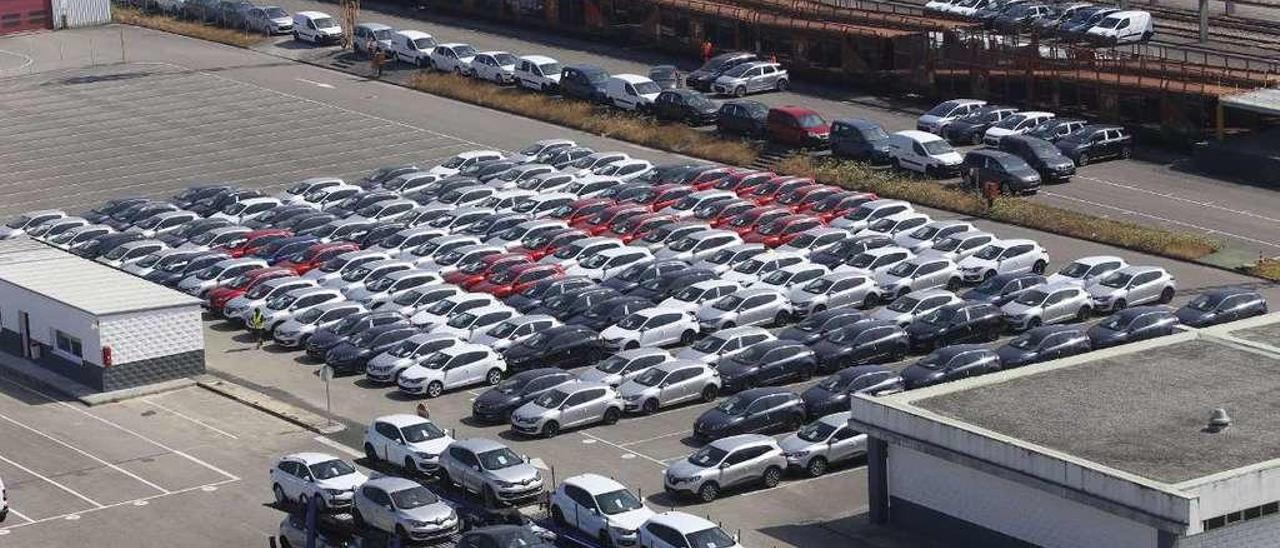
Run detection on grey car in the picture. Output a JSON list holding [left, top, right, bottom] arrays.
[[472, 314, 561, 352], [789, 271, 881, 315], [1084, 265, 1176, 312], [577, 348, 672, 388], [663, 434, 787, 502], [779, 411, 866, 477], [696, 288, 794, 331], [510, 382, 624, 438], [273, 302, 366, 348], [438, 438, 544, 505], [364, 333, 462, 384], [1001, 282, 1094, 331], [352, 476, 459, 542], [675, 326, 774, 365], [617, 360, 720, 414], [870, 289, 964, 327], [691, 243, 769, 275], [711, 61, 789, 97]]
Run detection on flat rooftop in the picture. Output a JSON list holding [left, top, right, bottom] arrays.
[[1234, 322, 1280, 349], [917, 335, 1280, 484]]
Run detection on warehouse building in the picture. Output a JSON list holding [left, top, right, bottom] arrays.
[[0, 0, 110, 35], [851, 313, 1280, 548], [0, 238, 204, 392]]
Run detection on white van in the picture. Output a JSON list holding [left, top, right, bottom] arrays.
[[886, 130, 963, 178], [916, 98, 986, 134], [389, 30, 436, 66], [604, 74, 662, 112], [983, 111, 1055, 146], [514, 55, 562, 92], [1086, 10, 1154, 45], [291, 11, 341, 45]]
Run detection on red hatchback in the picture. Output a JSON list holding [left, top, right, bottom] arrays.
[[629, 184, 694, 212], [510, 228, 588, 261], [610, 213, 677, 244], [553, 197, 616, 225], [221, 229, 292, 258], [775, 184, 838, 212], [471, 263, 565, 298], [274, 242, 361, 275], [444, 253, 533, 289], [725, 206, 793, 237], [765, 106, 831, 148], [716, 170, 776, 195], [742, 214, 825, 247], [805, 191, 879, 222], [573, 203, 650, 236], [205, 267, 295, 313], [746, 176, 813, 206]]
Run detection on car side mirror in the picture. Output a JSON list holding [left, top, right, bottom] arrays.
[[718, 462, 730, 469], [396, 438, 405, 445], [473, 464, 482, 471]]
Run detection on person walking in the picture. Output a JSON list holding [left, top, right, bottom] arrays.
[[701, 39, 713, 63], [250, 308, 267, 349], [981, 179, 1001, 210], [371, 47, 387, 79]]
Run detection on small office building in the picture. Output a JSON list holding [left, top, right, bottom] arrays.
[[851, 313, 1280, 548], [0, 238, 204, 392]]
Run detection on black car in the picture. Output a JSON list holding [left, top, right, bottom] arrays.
[[686, 51, 758, 91], [106, 201, 178, 230], [465, 213, 529, 240], [471, 368, 577, 424], [810, 235, 895, 269], [362, 164, 422, 188], [1025, 118, 1087, 143], [281, 212, 338, 234], [191, 188, 264, 216], [601, 259, 686, 293], [999, 135, 1076, 183], [144, 251, 230, 287], [830, 118, 892, 164], [560, 64, 610, 103], [506, 276, 596, 312], [158, 217, 235, 246], [693, 198, 753, 222], [502, 325, 609, 372], [324, 325, 419, 375], [1087, 306, 1178, 348], [809, 320, 909, 373], [905, 301, 1005, 352], [457, 525, 555, 548], [628, 268, 718, 302], [962, 273, 1045, 306], [1055, 125, 1133, 166], [900, 345, 1002, 389], [960, 149, 1042, 195], [71, 231, 145, 258], [471, 160, 523, 183], [1175, 288, 1268, 327], [996, 325, 1092, 369], [653, 89, 719, 126], [972, 0, 1027, 25], [800, 365, 904, 417], [597, 182, 654, 203], [172, 185, 233, 209], [256, 235, 319, 262], [406, 176, 480, 203], [649, 64, 681, 89], [532, 287, 621, 321], [992, 2, 1055, 31], [716, 99, 769, 138], [357, 223, 406, 249], [305, 312, 407, 361], [692, 387, 805, 442], [779, 309, 870, 345], [716, 340, 818, 392], [326, 191, 398, 219], [83, 197, 150, 224], [244, 204, 313, 230], [943, 106, 1018, 145], [569, 296, 655, 331]]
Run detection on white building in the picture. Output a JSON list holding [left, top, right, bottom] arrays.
[[851, 313, 1280, 548], [0, 238, 204, 392]]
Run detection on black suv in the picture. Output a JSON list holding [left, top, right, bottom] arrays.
[[1000, 135, 1076, 183], [1055, 125, 1132, 166], [960, 149, 1042, 195], [652, 89, 720, 126]]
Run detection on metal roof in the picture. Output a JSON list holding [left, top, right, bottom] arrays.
[[1221, 87, 1280, 116], [0, 238, 201, 316]]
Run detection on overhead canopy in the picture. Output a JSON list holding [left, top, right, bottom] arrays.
[[1221, 87, 1280, 116]]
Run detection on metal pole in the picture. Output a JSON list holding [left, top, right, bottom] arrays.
[[120, 26, 126, 64], [1198, 0, 1209, 44]]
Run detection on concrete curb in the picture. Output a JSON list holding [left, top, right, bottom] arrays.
[[194, 374, 346, 434]]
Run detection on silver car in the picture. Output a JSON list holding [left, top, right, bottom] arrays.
[[353, 477, 458, 542], [438, 438, 544, 504], [404, 235, 481, 267], [346, 269, 440, 307], [663, 434, 787, 502], [654, 229, 744, 262], [777, 227, 850, 257], [691, 243, 768, 275], [376, 283, 463, 316], [1001, 282, 1093, 331], [365, 333, 462, 384], [472, 314, 561, 352], [1085, 265, 1176, 312], [658, 279, 744, 314], [1045, 255, 1129, 286], [578, 348, 673, 388], [697, 288, 794, 331], [893, 220, 976, 253], [871, 289, 964, 326], [711, 61, 789, 97], [223, 277, 317, 321], [835, 246, 915, 277], [922, 230, 996, 262], [753, 263, 830, 294], [304, 249, 389, 283], [178, 257, 267, 298], [325, 259, 412, 293], [410, 293, 502, 329], [243, 287, 345, 331], [779, 412, 867, 477], [789, 271, 880, 315], [510, 382, 624, 438], [617, 360, 720, 414], [675, 326, 775, 365], [874, 256, 961, 299], [273, 302, 365, 348], [722, 251, 806, 287]]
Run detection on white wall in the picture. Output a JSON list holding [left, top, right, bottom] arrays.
[[99, 307, 203, 366], [0, 281, 100, 365], [55, 0, 111, 28], [888, 445, 1159, 548]]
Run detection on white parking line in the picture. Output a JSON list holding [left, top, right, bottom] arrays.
[[141, 398, 239, 440], [0, 412, 170, 495], [313, 435, 364, 459], [0, 478, 239, 532], [578, 433, 668, 467], [0, 453, 103, 509], [3, 507, 33, 525], [1074, 174, 1280, 225], [618, 430, 688, 447], [1040, 191, 1280, 250]]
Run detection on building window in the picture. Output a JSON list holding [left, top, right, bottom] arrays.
[[1203, 501, 1279, 531], [55, 330, 83, 358]]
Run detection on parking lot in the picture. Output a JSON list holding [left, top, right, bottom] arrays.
[[1, 25, 1278, 548]]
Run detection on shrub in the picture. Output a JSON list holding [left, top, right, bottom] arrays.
[[1247, 257, 1280, 281], [113, 7, 266, 48]]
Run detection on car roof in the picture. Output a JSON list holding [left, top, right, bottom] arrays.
[[396, 29, 432, 38], [710, 433, 776, 451], [363, 476, 420, 491], [519, 54, 557, 64], [1067, 255, 1124, 265], [284, 452, 345, 465], [816, 411, 854, 426], [910, 288, 958, 299], [1112, 264, 1163, 275], [564, 473, 627, 494], [648, 511, 719, 533], [1023, 324, 1087, 338], [374, 413, 432, 428], [715, 326, 773, 339], [611, 73, 653, 84], [894, 129, 945, 143], [295, 10, 330, 18], [357, 22, 393, 30], [453, 438, 509, 453], [863, 245, 912, 257], [735, 386, 796, 400], [772, 105, 820, 116]]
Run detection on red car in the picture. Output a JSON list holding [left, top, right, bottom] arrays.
[[610, 213, 677, 244], [743, 214, 825, 247], [726, 206, 793, 237], [746, 176, 812, 206], [805, 191, 879, 222], [221, 229, 292, 258], [629, 184, 694, 212], [471, 263, 565, 298], [553, 197, 616, 225], [443, 253, 533, 289], [274, 242, 361, 275], [699, 198, 756, 226], [689, 167, 743, 190], [765, 106, 831, 148], [717, 171, 776, 196], [573, 203, 649, 236], [205, 267, 295, 313], [775, 184, 837, 212], [510, 228, 588, 261]]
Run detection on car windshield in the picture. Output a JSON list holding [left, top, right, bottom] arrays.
[[534, 389, 570, 408], [595, 488, 643, 515], [673, 286, 708, 302], [634, 368, 670, 387], [733, 259, 763, 274], [802, 278, 834, 294], [426, 299, 458, 315], [388, 340, 418, 357], [190, 232, 215, 245], [688, 445, 728, 467], [367, 276, 396, 291], [446, 312, 478, 328], [974, 245, 1005, 260], [554, 244, 587, 259], [309, 459, 356, 480], [1015, 289, 1049, 306], [196, 265, 225, 280], [454, 45, 477, 57], [921, 306, 959, 325], [887, 262, 919, 277], [492, 53, 517, 66], [887, 296, 921, 312], [299, 307, 330, 325], [712, 295, 743, 311], [715, 396, 751, 416], [520, 332, 550, 349], [925, 101, 962, 116], [135, 253, 162, 268], [797, 421, 837, 442], [668, 236, 699, 252], [1099, 315, 1128, 331], [706, 249, 736, 265], [390, 486, 438, 510], [342, 266, 372, 283], [313, 17, 336, 29], [915, 355, 945, 370], [692, 336, 726, 353], [845, 253, 875, 269], [827, 327, 861, 343], [1057, 262, 1091, 278], [1097, 16, 1122, 28], [1186, 294, 1219, 311], [993, 115, 1025, 129], [486, 320, 523, 339], [818, 374, 853, 391], [245, 283, 275, 299], [478, 447, 523, 470], [617, 313, 648, 330], [922, 140, 952, 155], [733, 344, 768, 364], [266, 294, 297, 310], [798, 114, 826, 127], [633, 81, 661, 95], [762, 270, 792, 285], [1100, 272, 1134, 288], [264, 6, 286, 17], [1008, 334, 1038, 349], [580, 253, 610, 269], [722, 64, 751, 78], [402, 421, 446, 442]]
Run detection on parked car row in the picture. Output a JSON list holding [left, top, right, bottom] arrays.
[[924, 0, 1155, 46]]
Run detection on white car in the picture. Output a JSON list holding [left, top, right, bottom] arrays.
[[376, 283, 463, 316], [511, 138, 575, 163], [487, 164, 555, 190], [353, 477, 459, 542], [604, 74, 662, 112], [272, 301, 366, 348], [777, 227, 849, 257], [291, 11, 341, 45], [1084, 265, 1176, 312], [467, 50, 518, 84], [789, 271, 881, 315], [592, 159, 654, 182], [128, 210, 199, 238], [893, 220, 976, 253], [388, 30, 436, 67], [223, 277, 317, 321], [1001, 282, 1094, 331], [429, 43, 478, 73], [723, 251, 807, 286], [1046, 255, 1129, 286], [342, 266, 431, 301], [541, 236, 624, 268], [486, 219, 568, 250], [325, 258, 412, 293], [426, 150, 504, 178], [397, 343, 507, 398], [922, 230, 997, 262], [431, 303, 518, 341], [96, 239, 168, 269], [875, 256, 961, 298], [178, 257, 267, 298], [754, 263, 830, 294], [371, 227, 448, 256], [984, 111, 1055, 147], [957, 239, 1050, 283], [0, 209, 65, 240], [871, 289, 964, 326], [277, 177, 343, 203], [365, 333, 462, 384], [617, 360, 720, 414], [306, 249, 389, 283], [245, 287, 345, 331], [363, 414, 455, 474], [654, 229, 743, 262], [514, 55, 563, 92], [472, 314, 561, 351], [26, 215, 87, 241], [916, 98, 986, 134], [601, 307, 700, 350], [551, 474, 655, 547], [215, 197, 281, 224], [418, 244, 502, 275], [577, 348, 672, 388], [403, 235, 481, 267], [410, 293, 503, 329], [270, 452, 367, 511], [691, 243, 768, 274], [637, 512, 744, 548], [122, 248, 195, 277], [565, 247, 654, 280], [830, 199, 914, 232], [885, 130, 963, 178], [301, 184, 362, 211], [658, 279, 744, 314], [565, 152, 631, 176]]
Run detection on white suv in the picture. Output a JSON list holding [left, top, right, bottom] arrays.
[[353, 477, 459, 543], [551, 474, 655, 547], [270, 452, 367, 511], [362, 414, 455, 475], [663, 434, 787, 502]]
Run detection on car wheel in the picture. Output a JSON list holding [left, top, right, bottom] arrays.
[[1076, 306, 1092, 322], [454, 66, 463, 75], [542, 420, 560, 438], [603, 407, 621, 425], [485, 368, 503, 385], [599, 530, 616, 548], [983, 270, 996, 281], [404, 456, 416, 473], [426, 381, 444, 398], [1026, 317, 1042, 330], [352, 509, 365, 528], [798, 365, 813, 382], [721, 321, 736, 329], [291, 30, 299, 41], [641, 398, 661, 415], [734, 86, 747, 98], [551, 505, 567, 526], [364, 443, 378, 462], [812, 304, 827, 314], [701, 384, 718, 402], [1032, 260, 1048, 274], [1076, 153, 1090, 167], [892, 158, 902, 170], [986, 327, 1002, 342], [862, 294, 879, 308], [762, 466, 783, 488], [776, 79, 789, 92], [280, 537, 293, 548], [273, 484, 287, 506], [1159, 287, 1175, 304], [807, 457, 829, 478], [396, 525, 411, 542], [437, 468, 453, 487], [925, 165, 937, 179], [697, 482, 720, 502], [947, 277, 962, 290], [680, 330, 697, 345], [624, 340, 640, 350], [1114, 299, 1127, 310], [774, 311, 791, 325]]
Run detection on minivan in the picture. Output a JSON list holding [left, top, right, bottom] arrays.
[[560, 64, 610, 103], [830, 118, 892, 164], [885, 130, 963, 178], [1086, 10, 1154, 45], [291, 11, 341, 44], [766, 106, 831, 148]]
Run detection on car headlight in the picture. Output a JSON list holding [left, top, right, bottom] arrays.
[[408, 519, 434, 528], [323, 488, 347, 496], [609, 525, 638, 538], [415, 451, 437, 460], [784, 450, 810, 459], [495, 479, 521, 488]]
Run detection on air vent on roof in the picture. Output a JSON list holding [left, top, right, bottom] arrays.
[[1207, 408, 1232, 433]]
